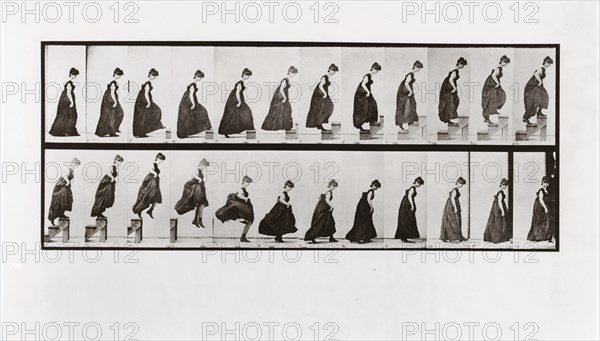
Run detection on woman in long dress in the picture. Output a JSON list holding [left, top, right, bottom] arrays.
[[527, 176, 553, 242], [177, 70, 212, 138], [258, 180, 298, 242], [215, 175, 254, 242], [48, 158, 81, 225], [306, 64, 339, 131], [523, 56, 554, 124], [304, 180, 339, 243], [49, 68, 80, 136], [174, 158, 210, 228], [395, 177, 424, 242], [95, 68, 125, 137], [346, 180, 381, 243], [396, 61, 423, 130], [132, 153, 165, 219], [439, 57, 468, 124], [353, 62, 381, 131], [218, 68, 255, 137], [132, 68, 165, 137], [91, 155, 123, 219], [261, 66, 298, 131], [440, 177, 467, 242], [483, 178, 512, 243], [482, 56, 510, 124]]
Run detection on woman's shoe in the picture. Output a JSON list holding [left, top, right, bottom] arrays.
[[240, 236, 250, 243], [523, 118, 532, 124], [147, 209, 154, 219], [329, 236, 338, 243]]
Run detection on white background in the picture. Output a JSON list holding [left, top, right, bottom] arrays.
[[2, 1, 599, 340]]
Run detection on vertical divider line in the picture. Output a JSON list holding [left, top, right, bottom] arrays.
[[467, 151, 471, 240], [508, 152, 514, 242]]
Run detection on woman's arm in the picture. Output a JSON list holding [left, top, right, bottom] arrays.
[[278, 194, 290, 207], [110, 83, 117, 107], [499, 192, 505, 216], [319, 77, 327, 98], [193, 173, 202, 181], [279, 79, 287, 102], [409, 188, 416, 211], [236, 189, 248, 202], [107, 166, 115, 181], [492, 68, 500, 87], [144, 83, 151, 108], [62, 171, 71, 185], [451, 189, 458, 213], [325, 192, 334, 211], [235, 83, 242, 107], [367, 192, 374, 212], [534, 68, 543, 86], [450, 72, 458, 92], [67, 83, 74, 107], [189, 85, 195, 109], [404, 74, 413, 95], [539, 191, 549, 213], [361, 75, 370, 96]]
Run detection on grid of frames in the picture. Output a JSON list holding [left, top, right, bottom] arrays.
[[41, 42, 559, 251]]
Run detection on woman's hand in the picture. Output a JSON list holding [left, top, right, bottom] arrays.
[[408, 91, 413, 97], [454, 208, 458, 213], [365, 92, 371, 98], [501, 211, 505, 217], [281, 98, 286, 103], [236, 102, 241, 108], [69, 102, 74, 108], [146, 103, 151, 108], [191, 103, 195, 110], [544, 208, 549, 214], [322, 94, 327, 99], [495, 84, 500, 88], [411, 206, 416, 212], [538, 82, 543, 87], [113, 103, 117, 108], [329, 207, 334, 212]]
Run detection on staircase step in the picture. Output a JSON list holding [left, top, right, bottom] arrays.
[[321, 130, 334, 140], [330, 122, 341, 135], [398, 130, 409, 140], [477, 131, 490, 141], [284, 129, 298, 140], [437, 131, 450, 140], [245, 130, 256, 140]]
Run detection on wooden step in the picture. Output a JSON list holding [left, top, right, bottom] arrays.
[[437, 130, 450, 140], [284, 129, 298, 140], [45, 218, 70, 243], [516, 117, 547, 141], [205, 129, 214, 140], [458, 116, 469, 126], [170, 218, 178, 243], [85, 218, 108, 242], [378, 115, 385, 126], [369, 121, 383, 136], [498, 115, 509, 125], [321, 130, 334, 140], [245, 130, 256, 140], [330, 122, 341, 136], [127, 218, 143, 243], [359, 130, 371, 140], [397, 130, 409, 140]]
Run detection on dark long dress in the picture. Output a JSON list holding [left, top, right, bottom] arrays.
[[174, 169, 209, 215], [527, 189, 552, 241], [262, 78, 293, 131], [49, 81, 79, 136], [304, 190, 336, 240], [258, 191, 298, 237], [215, 187, 254, 223], [395, 186, 420, 240], [396, 72, 419, 126], [218, 81, 255, 135], [483, 190, 511, 243], [353, 74, 378, 128], [306, 75, 334, 128], [177, 82, 212, 138], [132, 81, 164, 137], [90, 165, 117, 217], [438, 69, 460, 123], [48, 168, 74, 222], [95, 81, 124, 136], [440, 187, 466, 242], [345, 189, 377, 242], [131, 163, 162, 214], [481, 67, 506, 119], [523, 68, 549, 120]]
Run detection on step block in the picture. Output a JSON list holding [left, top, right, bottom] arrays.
[[127, 218, 143, 243], [321, 130, 334, 140], [170, 218, 178, 243], [437, 131, 450, 140], [369, 122, 383, 135], [359, 130, 371, 140], [515, 130, 528, 141], [477, 131, 490, 141], [245, 130, 256, 140], [458, 116, 469, 126], [378, 115, 385, 126], [45, 218, 70, 243], [85, 218, 108, 242], [205, 130, 214, 140], [397, 130, 409, 140], [284, 129, 298, 140], [330, 122, 341, 136]]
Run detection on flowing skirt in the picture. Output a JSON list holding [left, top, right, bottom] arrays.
[[483, 198, 511, 243], [438, 80, 459, 122], [527, 200, 551, 241], [396, 86, 418, 126], [48, 179, 73, 221], [439, 198, 465, 242], [304, 197, 336, 240], [345, 195, 377, 242], [131, 174, 162, 214], [523, 78, 549, 119], [215, 193, 254, 223], [395, 195, 420, 240], [133, 93, 164, 137], [353, 87, 378, 128], [95, 90, 125, 136], [262, 90, 293, 131], [306, 88, 334, 128], [258, 202, 297, 236], [49, 90, 78, 136], [481, 77, 506, 119], [177, 91, 212, 138], [90, 175, 116, 217], [218, 94, 255, 135], [174, 179, 209, 215]]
